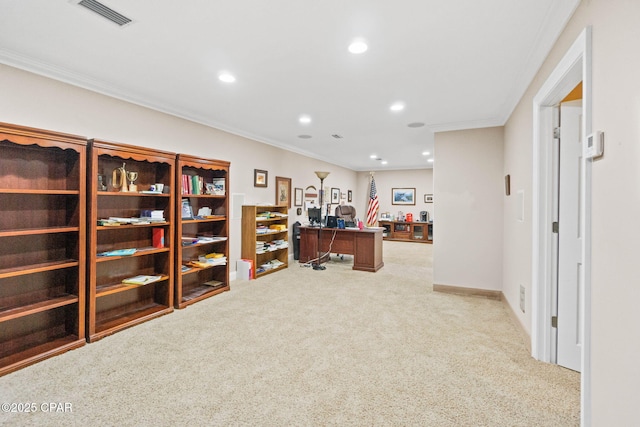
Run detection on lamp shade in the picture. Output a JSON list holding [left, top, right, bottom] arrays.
[[315, 171, 330, 180]]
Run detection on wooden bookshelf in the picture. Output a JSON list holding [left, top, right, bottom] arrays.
[[241, 205, 289, 278], [0, 122, 87, 376], [86, 139, 175, 342], [175, 154, 230, 308]]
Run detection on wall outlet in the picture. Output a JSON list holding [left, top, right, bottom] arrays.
[[519, 285, 525, 313]]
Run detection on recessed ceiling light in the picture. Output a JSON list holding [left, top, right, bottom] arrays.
[[218, 72, 236, 83], [381, 161, 388, 165], [299, 115, 312, 124], [298, 134, 312, 139], [408, 122, 425, 128], [422, 151, 430, 156], [390, 102, 405, 112], [427, 158, 434, 163], [370, 154, 377, 159], [348, 39, 368, 54]]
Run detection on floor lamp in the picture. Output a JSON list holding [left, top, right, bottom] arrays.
[[313, 171, 330, 270]]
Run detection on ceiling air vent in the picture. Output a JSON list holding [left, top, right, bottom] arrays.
[[76, 0, 132, 26], [331, 134, 343, 139]]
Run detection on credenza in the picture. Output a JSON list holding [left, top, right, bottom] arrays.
[[378, 220, 433, 244]]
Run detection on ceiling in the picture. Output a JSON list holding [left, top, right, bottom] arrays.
[[0, 0, 579, 171]]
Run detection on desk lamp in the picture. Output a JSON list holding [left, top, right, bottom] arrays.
[[313, 171, 330, 270]]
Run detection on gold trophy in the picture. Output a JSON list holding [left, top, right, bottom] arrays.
[[112, 163, 127, 192], [126, 170, 139, 192]]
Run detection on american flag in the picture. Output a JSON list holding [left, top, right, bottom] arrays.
[[366, 176, 379, 226]]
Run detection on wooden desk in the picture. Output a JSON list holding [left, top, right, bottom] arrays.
[[298, 226, 384, 272]]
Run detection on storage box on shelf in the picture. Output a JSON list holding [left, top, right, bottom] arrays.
[[175, 154, 230, 308], [0, 122, 87, 376], [87, 139, 175, 342], [241, 205, 289, 278]]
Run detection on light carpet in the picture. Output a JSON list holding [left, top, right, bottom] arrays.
[[0, 241, 580, 426]]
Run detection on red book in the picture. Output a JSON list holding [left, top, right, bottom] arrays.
[[153, 228, 165, 248]]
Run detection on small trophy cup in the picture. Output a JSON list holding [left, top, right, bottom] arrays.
[[126, 170, 139, 192]]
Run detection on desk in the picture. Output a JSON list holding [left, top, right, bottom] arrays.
[[298, 226, 384, 272]]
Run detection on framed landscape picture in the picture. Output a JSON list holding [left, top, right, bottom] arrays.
[[254, 169, 268, 187], [392, 188, 416, 205]]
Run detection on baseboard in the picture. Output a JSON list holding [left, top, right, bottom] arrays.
[[433, 283, 502, 300], [433, 283, 532, 353]]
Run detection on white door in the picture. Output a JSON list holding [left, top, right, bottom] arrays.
[[556, 100, 583, 372]]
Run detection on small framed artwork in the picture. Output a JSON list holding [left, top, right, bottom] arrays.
[[424, 193, 434, 203], [348, 190, 352, 203], [181, 198, 194, 219], [275, 176, 292, 208], [331, 188, 340, 203], [392, 188, 416, 205], [294, 187, 303, 207], [254, 169, 268, 187], [505, 174, 511, 196]]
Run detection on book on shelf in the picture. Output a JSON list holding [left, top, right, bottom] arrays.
[[98, 248, 137, 257], [122, 275, 163, 285], [203, 280, 224, 287], [152, 228, 165, 248]]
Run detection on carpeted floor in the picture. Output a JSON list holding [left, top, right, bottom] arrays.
[[0, 241, 580, 426]]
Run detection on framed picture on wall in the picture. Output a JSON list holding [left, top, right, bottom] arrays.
[[348, 190, 352, 203], [392, 188, 416, 205], [254, 169, 268, 187], [331, 188, 340, 203], [294, 187, 303, 207], [424, 193, 434, 203], [275, 176, 291, 208]]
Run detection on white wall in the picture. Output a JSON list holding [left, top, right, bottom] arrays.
[[503, 0, 640, 423], [433, 127, 504, 291], [0, 64, 358, 271], [356, 169, 434, 222]]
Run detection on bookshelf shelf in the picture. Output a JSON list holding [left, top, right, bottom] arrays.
[[96, 275, 170, 297], [93, 303, 172, 340], [87, 139, 175, 342], [0, 122, 86, 376], [175, 154, 230, 309]]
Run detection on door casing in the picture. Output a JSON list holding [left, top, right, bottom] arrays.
[[531, 27, 592, 426]]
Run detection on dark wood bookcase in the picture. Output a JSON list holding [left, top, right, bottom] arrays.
[[175, 154, 230, 308], [87, 139, 175, 342], [0, 122, 87, 376]]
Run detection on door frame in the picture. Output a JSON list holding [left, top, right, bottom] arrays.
[[531, 27, 592, 425]]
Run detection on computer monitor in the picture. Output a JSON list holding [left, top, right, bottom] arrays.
[[308, 207, 321, 225]]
